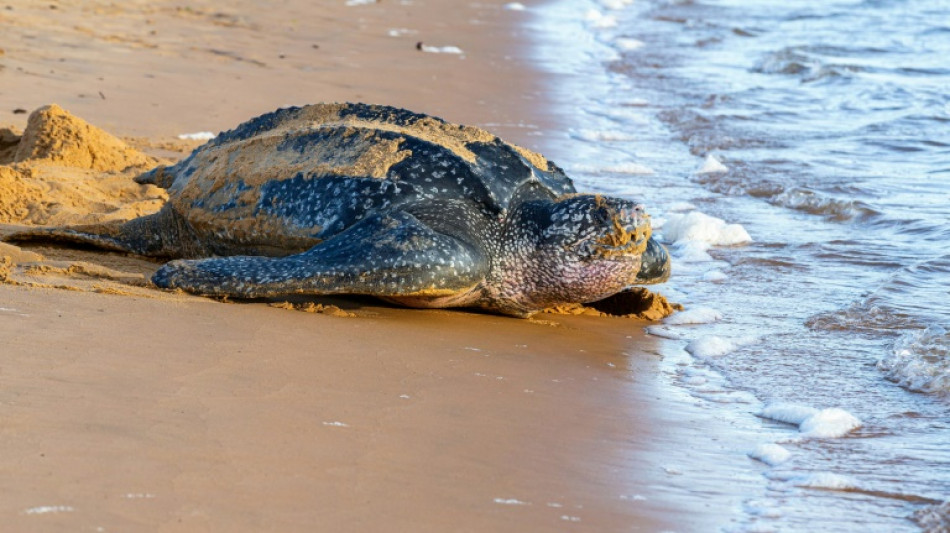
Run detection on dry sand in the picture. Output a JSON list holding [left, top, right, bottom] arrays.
[[0, 0, 557, 142], [1, 104, 165, 227], [0, 1, 760, 531]]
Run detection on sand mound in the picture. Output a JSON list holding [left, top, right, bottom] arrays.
[[0, 242, 43, 264], [0, 127, 19, 164], [545, 287, 682, 321], [14, 104, 155, 172], [0, 166, 46, 223], [0, 164, 167, 226], [0, 105, 167, 226], [269, 301, 358, 317]]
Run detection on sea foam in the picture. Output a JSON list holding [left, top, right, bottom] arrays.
[[759, 402, 862, 438], [614, 37, 645, 51], [878, 326, 950, 394], [913, 500, 950, 533], [663, 211, 752, 247], [666, 201, 697, 212], [671, 240, 715, 263], [599, 0, 635, 9], [697, 154, 729, 174], [759, 403, 818, 425], [792, 472, 857, 490], [702, 269, 728, 282], [685, 335, 757, 358], [602, 162, 655, 174], [743, 499, 783, 519], [664, 306, 723, 325], [585, 9, 618, 28], [645, 325, 686, 340], [749, 443, 792, 466], [572, 128, 638, 142]]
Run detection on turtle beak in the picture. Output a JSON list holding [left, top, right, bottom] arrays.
[[634, 236, 671, 284]]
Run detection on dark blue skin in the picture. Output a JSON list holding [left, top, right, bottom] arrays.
[[7, 103, 670, 317]]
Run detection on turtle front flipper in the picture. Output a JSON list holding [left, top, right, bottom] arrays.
[[152, 211, 489, 305]]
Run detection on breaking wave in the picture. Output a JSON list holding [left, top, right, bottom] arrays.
[[879, 326, 950, 394], [771, 188, 880, 221]]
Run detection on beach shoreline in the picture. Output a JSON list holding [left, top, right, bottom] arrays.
[[1, 1, 761, 531]]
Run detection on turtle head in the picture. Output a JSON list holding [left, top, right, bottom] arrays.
[[495, 194, 670, 315]]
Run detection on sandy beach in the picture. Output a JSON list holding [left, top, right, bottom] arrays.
[[1, 1, 761, 531]]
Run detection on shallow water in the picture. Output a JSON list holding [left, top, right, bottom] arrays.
[[532, 0, 949, 530]]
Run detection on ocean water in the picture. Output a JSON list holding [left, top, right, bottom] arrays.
[[530, 0, 949, 530]]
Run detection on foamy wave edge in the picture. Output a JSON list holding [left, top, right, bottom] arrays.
[[878, 326, 950, 394], [914, 500, 950, 533]]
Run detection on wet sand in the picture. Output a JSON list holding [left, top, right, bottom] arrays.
[[0, 284, 752, 532], [1, 1, 759, 531]]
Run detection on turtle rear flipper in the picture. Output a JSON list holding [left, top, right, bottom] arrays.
[[4, 206, 197, 258], [152, 210, 489, 303]]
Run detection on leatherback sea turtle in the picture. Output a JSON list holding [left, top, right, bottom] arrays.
[[10, 103, 670, 317]]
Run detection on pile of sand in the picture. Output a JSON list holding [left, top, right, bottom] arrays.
[[0, 105, 167, 226], [0, 241, 42, 264], [12, 104, 155, 171], [0, 166, 45, 222], [269, 301, 359, 318], [546, 287, 682, 321]]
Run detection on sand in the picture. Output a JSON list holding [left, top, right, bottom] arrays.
[[0, 1, 757, 531], [1, 283, 762, 533], [0, 0, 557, 142], [0, 105, 165, 227]]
